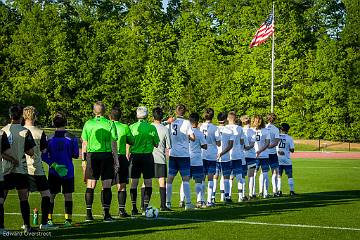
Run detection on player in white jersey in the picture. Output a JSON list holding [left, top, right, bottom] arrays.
[[23, 106, 57, 229], [240, 115, 257, 199], [215, 112, 234, 203], [227, 112, 247, 202], [266, 113, 281, 197], [199, 108, 221, 207], [276, 123, 296, 196], [180, 113, 207, 208], [166, 104, 195, 210], [252, 115, 271, 198]]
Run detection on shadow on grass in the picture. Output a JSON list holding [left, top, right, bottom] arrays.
[[48, 190, 360, 239]]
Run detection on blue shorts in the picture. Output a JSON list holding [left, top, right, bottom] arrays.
[[258, 158, 270, 173], [242, 164, 247, 178], [190, 166, 205, 181], [203, 160, 217, 175], [231, 159, 243, 176], [279, 165, 293, 178], [217, 162, 232, 177], [269, 154, 279, 170], [246, 158, 257, 169], [255, 159, 261, 171], [168, 156, 190, 177]]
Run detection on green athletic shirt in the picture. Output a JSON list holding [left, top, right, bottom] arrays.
[[130, 119, 160, 154], [113, 121, 134, 155], [81, 116, 117, 153]]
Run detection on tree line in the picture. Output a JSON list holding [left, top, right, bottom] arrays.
[[0, 0, 359, 141]]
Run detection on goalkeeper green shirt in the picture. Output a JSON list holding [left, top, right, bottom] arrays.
[[113, 121, 134, 155], [130, 119, 160, 154], [81, 116, 117, 153]]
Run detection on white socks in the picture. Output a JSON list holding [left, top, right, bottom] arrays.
[[272, 173, 278, 193], [207, 181, 214, 203], [220, 176, 225, 201], [182, 181, 191, 204], [229, 179, 233, 197], [249, 176, 254, 196], [166, 183, 173, 204], [288, 178, 294, 191], [262, 172, 269, 196], [224, 179, 230, 197], [179, 182, 185, 202], [253, 171, 257, 196], [277, 177, 282, 192], [259, 172, 264, 195], [201, 181, 206, 202], [195, 183, 203, 202]]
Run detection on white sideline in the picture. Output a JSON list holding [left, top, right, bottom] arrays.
[[4, 213, 360, 232]]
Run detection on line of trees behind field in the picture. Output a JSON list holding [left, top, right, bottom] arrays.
[[0, 0, 359, 141]]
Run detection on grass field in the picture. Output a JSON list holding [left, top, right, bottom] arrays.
[[4, 158, 360, 239]]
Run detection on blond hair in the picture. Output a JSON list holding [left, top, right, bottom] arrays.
[[251, 115, 265, 130], [23, 106, 37, 121]]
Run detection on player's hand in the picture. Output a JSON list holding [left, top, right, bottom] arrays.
[[51, 163, 68, 177], [256, 151, 260, 158], [278, 151, 285, 156]]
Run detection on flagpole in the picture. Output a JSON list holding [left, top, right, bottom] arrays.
[[271, 2, 275, 113]]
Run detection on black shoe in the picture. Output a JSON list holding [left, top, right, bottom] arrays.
[[160, 206, 173, 212], [273, 192, 280, 198], [290, 191, 297, 196], [85, 215, 94, 222], [104, 215, 115, 222], [119, 211, 130, 218], [225, 198, 233, 203], [277, 191, 283, 197], [131, 209, 140, 216]]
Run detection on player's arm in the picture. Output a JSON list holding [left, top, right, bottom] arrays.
[[152, 126, 160, 148], [24, 130, 36, 157], [218, 140, 233, 159], [268, 128, 280, 149], [200, 134, 207, 150], [40, 132, 48, 153], [1, 133, 19, 166], [72, 137, 80, 159], [126, 126, 135, 146], [215, 128, 221, 147], [289, 137, 295, 153], [256, 139, 270, 158], [187, 123, 195, 142]]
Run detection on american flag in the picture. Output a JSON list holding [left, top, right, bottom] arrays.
[[250, 10, 274, 48]]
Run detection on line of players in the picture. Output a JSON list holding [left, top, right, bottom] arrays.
[[0, 102, 296, 232]]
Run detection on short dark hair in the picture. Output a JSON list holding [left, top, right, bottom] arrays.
[[110, 107, 121, 121], [9, 104, 23, 121], [280, 123, 290, 132], [217, 112, 227, 122], [176, 104, 186, 116], [189, 112, 200, 124], [53, 112, 67, 128], [153, 107, 163, 121], [204, 108, 214, 120]]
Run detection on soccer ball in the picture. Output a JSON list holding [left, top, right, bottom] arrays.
[[145, 206, 159, 218]]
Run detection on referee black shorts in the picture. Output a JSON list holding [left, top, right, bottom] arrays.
[[129, 153, 154, 179], [28, 175, 49, 192], [86, 152, 114, 180], [4, 173, 29, 190], [113, 154, 129, 184]]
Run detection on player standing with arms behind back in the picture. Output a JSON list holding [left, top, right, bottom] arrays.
[[166, 104, 195, 210], [2, 105, 36, 232], [200, 108, 221, 207], [81, 101, 118, 222], [277, 123, 296, 196], [266, 113, 281, 197]]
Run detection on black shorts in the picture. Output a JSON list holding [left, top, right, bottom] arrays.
[[129, 153, 154, 179], [114, 155, 129, 184], [4, 173, 29, 190], [154, 163, 167, 178], [48, 174, 75, 194], [86, 152, 114, 180], [0, 181, 4, 198], [28, 175, 49, 192]]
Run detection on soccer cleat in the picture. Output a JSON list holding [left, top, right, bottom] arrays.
[[185, 203, 195, 210], [206, 202, 215, 208], [119, 211, 130, 218], [211, 196, 216, 203], [196, 201, 203, 209], [165, 202, 172, 209], [160, 206, 173, 212], [290, 191, 297, 196], [225, 198, 233, 204], [47, 219, 55, 226], [39, 223, 59, 230], [273, 192, 280, 198], [131, 209, 140, 216], [85, 215, 94, 222], [249, 195, 256, 200], [64, 220, 72, 227], [23, 225, 37, 233], [263, 194, 269, 199], [103, 216, 115, 222], [277, 191, 283, 197], [179, 201, 185, 208]]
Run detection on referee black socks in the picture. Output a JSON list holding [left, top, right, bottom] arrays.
[[144, 187, 153, 210], [85, 188, 94, 217], [41, 196, 50, 225], [130, 188, 137, 211], [118, 191, 127, 213], [160, 187, 166, 209], [102, 188, 112, 217], [20, 200, 30, 226], [0, 204, 4, 228]]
